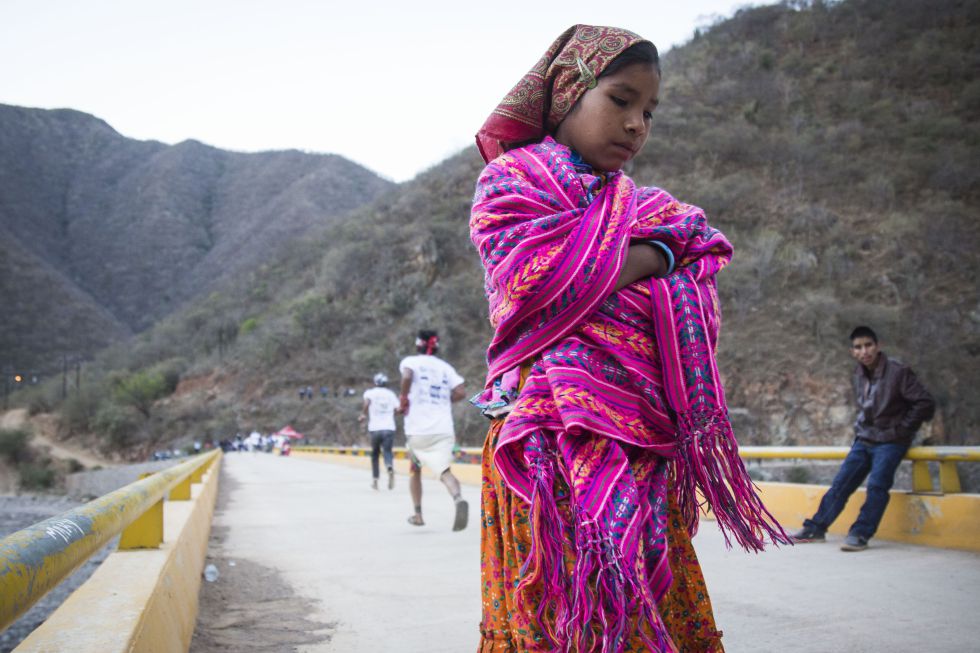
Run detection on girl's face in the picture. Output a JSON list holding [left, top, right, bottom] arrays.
[[554, 61, 660, 172]]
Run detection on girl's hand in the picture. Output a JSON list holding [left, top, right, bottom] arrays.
[[615, 243, 669, 290]]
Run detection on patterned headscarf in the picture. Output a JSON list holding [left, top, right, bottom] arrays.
[[475, 24, 649, 163]]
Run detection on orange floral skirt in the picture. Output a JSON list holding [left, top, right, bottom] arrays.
[[478, 420, 724, 652]]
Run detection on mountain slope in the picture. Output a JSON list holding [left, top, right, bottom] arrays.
[[0, 105, 396, 371], [0, 228, 131, 369], [26, 0, 980, 453]]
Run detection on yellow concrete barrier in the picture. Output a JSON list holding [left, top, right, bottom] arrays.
[[744, 482, 980, 553], [292, 450, 483, 486], [736, 445, 980, 462], [739, 446, 979, 494], [0, 450, 220, 632], [294, 445, 980, 552], [13, 455, 221, 652]]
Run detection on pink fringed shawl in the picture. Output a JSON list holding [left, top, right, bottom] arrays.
[[471, 137, 788, 653]]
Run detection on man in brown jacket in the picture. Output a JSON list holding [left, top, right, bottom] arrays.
[[792, 326, 935, 551]]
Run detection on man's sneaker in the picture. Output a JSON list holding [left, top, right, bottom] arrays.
[[371, 479, 378, 491], [790, 525, 826, 543], [387, 468, 395, 490], [841, 534, 869, 552]]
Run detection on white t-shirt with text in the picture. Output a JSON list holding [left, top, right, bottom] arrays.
[[399, 355, 464, 437], [363, 387, 398, 432]]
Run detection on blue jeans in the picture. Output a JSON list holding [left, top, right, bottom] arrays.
[[370, 430, 395, 479], [805, 439, 909, 540]]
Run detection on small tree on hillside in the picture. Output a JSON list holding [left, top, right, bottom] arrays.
[[0, 427, 32, 464], [111, 370, 169, 419]]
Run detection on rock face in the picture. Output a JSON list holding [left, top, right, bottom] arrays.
[[0, 105, 395, 371]]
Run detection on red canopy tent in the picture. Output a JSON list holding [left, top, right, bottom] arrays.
[[275, 425, 304, 440]]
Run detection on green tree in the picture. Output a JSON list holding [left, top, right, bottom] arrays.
[[0, 427, 32, 464], [94, 403, 140, 449], [111, 371, 169, 419]]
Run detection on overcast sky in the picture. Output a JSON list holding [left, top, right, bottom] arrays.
[[0, 0, 758, 182]]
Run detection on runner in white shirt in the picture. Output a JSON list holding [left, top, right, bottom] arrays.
[[359, 373, 399, 490], [399, 329, 468, 531]]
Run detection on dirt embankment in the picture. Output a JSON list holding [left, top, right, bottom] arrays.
[[1, 408, 112, 470]]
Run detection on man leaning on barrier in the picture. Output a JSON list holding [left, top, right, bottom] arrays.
[[792, 326, 936, 551]]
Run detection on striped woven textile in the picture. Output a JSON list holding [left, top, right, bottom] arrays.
[[470, 136, 787, 653]]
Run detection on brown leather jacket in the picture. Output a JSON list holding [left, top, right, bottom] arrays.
[[852, 353, 935, 445]]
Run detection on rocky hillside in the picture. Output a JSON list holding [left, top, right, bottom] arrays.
[[641, 0, 980, 445], [0, 105, 396, 373], [13, 0, 980, 455]]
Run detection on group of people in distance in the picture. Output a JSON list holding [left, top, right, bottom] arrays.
[[360, 23, 937, 652], [359, 329, 469, 532]]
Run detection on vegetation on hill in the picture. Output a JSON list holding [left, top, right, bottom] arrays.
[[7, 0, 979, 458], [0, 105, 395, 374], [642, 0, 979, 445], [0, 426, 72, 490]]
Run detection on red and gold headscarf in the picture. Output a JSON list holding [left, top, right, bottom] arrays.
[[475, 24, 649, 163]]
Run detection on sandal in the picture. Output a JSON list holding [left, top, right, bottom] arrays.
[[407, 514, 425, 527], [452, 500, 469, 532]]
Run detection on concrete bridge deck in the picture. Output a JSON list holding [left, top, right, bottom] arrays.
[[198, 453, 979, 653]]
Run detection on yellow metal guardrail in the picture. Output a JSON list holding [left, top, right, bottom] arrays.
[[297, 445, 410, 457], [0, 449, 220, 631], [295, 445, 979, 494], [737, 446, 979, 494]]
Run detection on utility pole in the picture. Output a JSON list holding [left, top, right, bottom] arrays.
[[2, 365, 10, 411]]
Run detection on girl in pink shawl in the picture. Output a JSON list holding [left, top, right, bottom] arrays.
[[471, 25, 788, 653]]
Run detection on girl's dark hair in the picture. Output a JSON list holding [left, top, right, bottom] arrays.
[[600, 41, 661, 78], [416, 329, 439, 354]]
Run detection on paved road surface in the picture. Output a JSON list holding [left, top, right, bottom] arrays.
[[210, 454, 979, 652]]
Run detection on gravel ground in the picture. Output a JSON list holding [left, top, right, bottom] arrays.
[[0, 496, 116, 653], [0, 459, 182, 652], [64, 459, 179, 499]]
